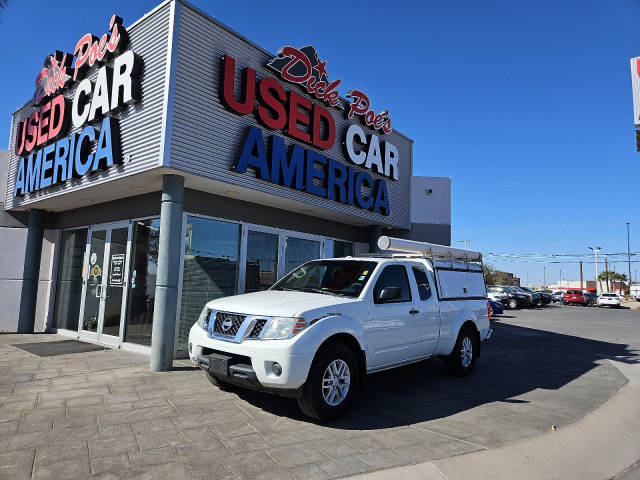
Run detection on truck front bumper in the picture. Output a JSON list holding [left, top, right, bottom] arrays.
[[196, 353, 303, 398], [188, 323, 313, 392]]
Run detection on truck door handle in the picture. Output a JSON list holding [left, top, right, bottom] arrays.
[[409, 309, 420, 315]]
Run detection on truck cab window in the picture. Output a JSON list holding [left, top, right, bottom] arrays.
[[373, 265, 412, 303], [411, 266, 432, 300]]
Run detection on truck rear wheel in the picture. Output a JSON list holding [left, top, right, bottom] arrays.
[[445, 326, 478, 377], [297, 343, 359, 422]]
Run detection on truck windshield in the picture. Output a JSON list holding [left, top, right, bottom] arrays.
[[271, 260, 377, 297]]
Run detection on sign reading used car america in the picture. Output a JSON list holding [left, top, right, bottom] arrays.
[[12, 15, 142, 197], [221, 47, 399, 216]]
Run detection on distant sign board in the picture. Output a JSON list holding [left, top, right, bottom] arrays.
[[630, 57, 640, 127]]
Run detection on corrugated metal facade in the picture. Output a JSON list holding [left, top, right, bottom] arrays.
[[4, 2, 173, 210], [168, 2, 413, 229]]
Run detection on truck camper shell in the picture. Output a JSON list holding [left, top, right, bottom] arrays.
[[377, 236, 487, 300]]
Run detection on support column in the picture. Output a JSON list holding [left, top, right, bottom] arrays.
[[368, 225, 382, 253], [17, 209, 45, 334], [150, 175, 184, 372]]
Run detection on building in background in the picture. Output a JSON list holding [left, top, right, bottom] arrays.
[[2, 0, 451, 367]]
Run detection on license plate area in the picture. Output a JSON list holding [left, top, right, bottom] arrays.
[[208, 353, 233, 376]]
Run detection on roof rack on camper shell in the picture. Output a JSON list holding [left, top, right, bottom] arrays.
[[376, 236, 484, 272]]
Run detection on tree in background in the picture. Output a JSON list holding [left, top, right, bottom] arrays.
[[483, 264, 516, 286], [598, 271, 628, 294]]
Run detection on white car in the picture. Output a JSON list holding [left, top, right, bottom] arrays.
[[188, 237, 492, 421], [597, 293, 621, 308]]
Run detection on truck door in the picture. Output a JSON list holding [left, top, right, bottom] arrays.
[[368, 264, 421, 368], [409, 264, 440, 355]]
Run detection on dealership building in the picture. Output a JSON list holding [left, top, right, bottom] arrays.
[[1, 0, 451, 370]]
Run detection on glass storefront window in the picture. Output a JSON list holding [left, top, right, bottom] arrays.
[[245, 230, 278, 293], [333, 240, 354, 258], [52, 229, 87, 331], [284, 237, 320, 275], [124, 219, 160, 346], [178, 216, 240, 352]]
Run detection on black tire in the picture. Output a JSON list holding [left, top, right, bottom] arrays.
[[297, 342, 360, 422], [508, 298, 518, 310], [205, 371, 234, 391], [445, 326, 478, 377]]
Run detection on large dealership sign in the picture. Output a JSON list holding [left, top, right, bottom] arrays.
[[12, 15, 141, 197], [631, 57, 640, 126], [221, 46, 399, 216]]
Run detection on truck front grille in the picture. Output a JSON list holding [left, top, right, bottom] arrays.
[[213, 312, 246, 337], [247, 319, 268, 339]]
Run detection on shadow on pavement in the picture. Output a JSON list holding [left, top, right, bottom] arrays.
[[233, 323, 639, 427]]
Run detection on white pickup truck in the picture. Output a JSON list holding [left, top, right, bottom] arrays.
[[631, 283, 640, 302], [189, 236, 492, 421]]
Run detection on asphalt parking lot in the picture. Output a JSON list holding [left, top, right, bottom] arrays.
[[0, 305, 638, 480]]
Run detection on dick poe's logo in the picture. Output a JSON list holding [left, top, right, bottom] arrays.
[[13, 15, 142, 197], [220, 46, 401, 217], [267, 45, 392, 134]]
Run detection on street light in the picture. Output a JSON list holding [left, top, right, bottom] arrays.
[[458, 240, 472, 249], [588, 246, 601, 295]]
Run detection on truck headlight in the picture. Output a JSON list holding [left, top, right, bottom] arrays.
[[262, 317, 308, 340], [197, 307, 210, 329]]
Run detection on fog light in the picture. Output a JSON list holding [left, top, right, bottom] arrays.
[[272, 362, 282, 376]]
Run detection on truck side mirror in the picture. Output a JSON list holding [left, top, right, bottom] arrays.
[[377, 286, 402, 303]]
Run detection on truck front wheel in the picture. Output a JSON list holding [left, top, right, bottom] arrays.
[[297, 343, 360, 422], [445, 326, 478, 377]]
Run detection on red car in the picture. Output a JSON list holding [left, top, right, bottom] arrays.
[[563, 289, 587, 306]]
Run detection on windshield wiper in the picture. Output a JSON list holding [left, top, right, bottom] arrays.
[[301, 288, 349, 297]]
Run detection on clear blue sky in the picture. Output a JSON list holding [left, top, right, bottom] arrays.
[[1, 0, 639, 286]]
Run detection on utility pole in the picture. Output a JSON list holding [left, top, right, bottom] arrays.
[[526, 272, 529, 287], [543, 266, 546, 289], [627, 222, 632, 294], [458, 240, 472, 249], [579, 261, 583, 291], [604, 257, 609, 293], [588, 246, 601, 295], [560, 269, 562, 288]]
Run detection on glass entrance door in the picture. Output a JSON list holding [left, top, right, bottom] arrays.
[[79, 223, 131, 345]]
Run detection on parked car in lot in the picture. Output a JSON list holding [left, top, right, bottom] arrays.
[[488, 299, 504, 316], [631, 284, 640, 301], [487, 290, 509, 306], [564, 289, 587, 306], [551, 291, 564, 303], [487, 286, 530, 309], [535, 290, 553, 305], [514, 286, 542, 306], [583, 292, 597, 306], [598, 293, 621, 308], [190, 237, 492, 421]]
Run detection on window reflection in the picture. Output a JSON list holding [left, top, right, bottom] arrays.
[[124, 219, 160, 346], [178, 216, 240, 353], [245, 231, 278, 293], [284, 237, 320, 274]]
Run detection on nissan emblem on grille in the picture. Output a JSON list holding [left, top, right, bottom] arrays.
[[213, 312, 246, 337]]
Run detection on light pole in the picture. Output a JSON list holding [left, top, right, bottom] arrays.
[[543, 266, 546, 289], [627, 222, 632, 294], [588, 246, 601, 295], [458, 240, 472, 249]]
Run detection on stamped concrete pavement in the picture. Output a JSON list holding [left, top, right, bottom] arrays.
[[0, 304, 636, 479]]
